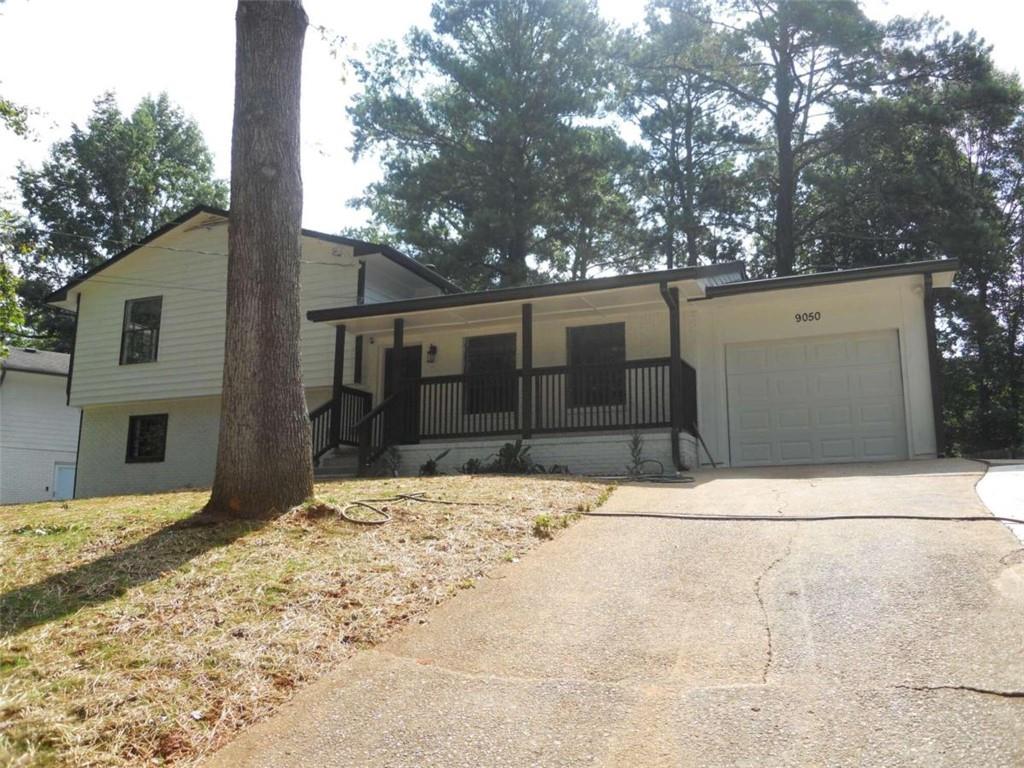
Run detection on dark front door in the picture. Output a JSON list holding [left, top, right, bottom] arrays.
[[384, 345, 422, 444]]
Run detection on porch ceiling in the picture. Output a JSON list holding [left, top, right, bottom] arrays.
[[326, 282, 674, 336]]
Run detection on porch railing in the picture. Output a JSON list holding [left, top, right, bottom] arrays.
[[312, 357, 699, 473], [309, 385, 372, 462], [417, 356, 687, 438], [532, 357, 672, 433], [354, 390, 405, 470]]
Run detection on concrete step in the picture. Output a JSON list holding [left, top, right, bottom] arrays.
[[315, 447, 360, 479]]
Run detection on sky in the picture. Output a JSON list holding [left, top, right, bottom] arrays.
[[1, 0, 1023, 236]]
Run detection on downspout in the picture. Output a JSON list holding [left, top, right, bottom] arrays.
[[659, 282, 684, 472]]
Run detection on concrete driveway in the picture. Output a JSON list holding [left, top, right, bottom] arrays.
[[208, 459, 1024, 767]]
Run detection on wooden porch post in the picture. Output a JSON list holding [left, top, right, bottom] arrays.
[[330, 324, 346, 446], [522, 303, 533, 438], [391, 318, 404, 444]]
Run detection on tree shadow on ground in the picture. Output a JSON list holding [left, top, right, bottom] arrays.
[[0, 510, 274, 638]]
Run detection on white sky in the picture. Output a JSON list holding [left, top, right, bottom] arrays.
[[1, 0, 1022, 235]]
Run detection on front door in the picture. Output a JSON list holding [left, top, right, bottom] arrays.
[[384, 345, 422, 444]]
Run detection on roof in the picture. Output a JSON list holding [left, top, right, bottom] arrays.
[[45, 205, 462, 304], [1, 347, 70, 377], [306, 261, 747, 324], [703, 259, 958, 299]]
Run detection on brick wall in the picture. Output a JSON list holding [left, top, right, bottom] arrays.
[[392, 430, 698, 477]]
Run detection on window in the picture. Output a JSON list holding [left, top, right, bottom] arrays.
[[464, 333, 516, 415], [567, 323, 626, 407], [120, 296, 162, 364], [126, 414, 168, 463]]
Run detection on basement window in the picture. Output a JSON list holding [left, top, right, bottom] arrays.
[[126, 414, 168, 463], [120, 296, 162, 364]]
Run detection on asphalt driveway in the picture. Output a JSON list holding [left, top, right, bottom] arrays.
[[208, 459, 1024, 767]]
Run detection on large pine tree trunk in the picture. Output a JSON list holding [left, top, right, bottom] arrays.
[[206, 0, 312, 518], [772, 29, 797, 277]]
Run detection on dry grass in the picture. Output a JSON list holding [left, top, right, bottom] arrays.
[[0, 475, 611, 767]]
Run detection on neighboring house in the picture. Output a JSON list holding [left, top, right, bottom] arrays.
[[45, 206, 458, 498], [47, 204, 957, 496], [0, 348, 80, 504]]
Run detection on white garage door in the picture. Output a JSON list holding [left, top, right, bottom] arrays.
[[726, 330, 908, 466]]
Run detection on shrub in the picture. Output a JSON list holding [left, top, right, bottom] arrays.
[[418, 449, 451, 477]]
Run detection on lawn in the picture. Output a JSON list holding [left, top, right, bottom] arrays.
[[0, 475, 611, 767]]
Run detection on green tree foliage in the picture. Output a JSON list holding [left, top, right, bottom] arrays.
[[353, 0, 1022, 452], [349, 0, 611, 288], [0, 211, 24, 356], [543, 127, 649, 279], [802, 48, 1024, 452], [9, 92, 227, 350], [618, 0, 751, 268], [0, 43, 27, 355]]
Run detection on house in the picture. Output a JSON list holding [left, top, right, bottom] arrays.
[[45, 206, 458, 498], [0, 348, 80, 503], [307, 258, 956, 475], [47, 204, 957, 495]]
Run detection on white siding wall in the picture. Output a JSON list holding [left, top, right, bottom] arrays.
[[75, 387, 334, 498], [67, 225, 443, 407], [0, 371, 80, 504]]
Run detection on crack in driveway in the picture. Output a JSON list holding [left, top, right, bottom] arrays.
[[754, 537, 794, 684], [896, 684, 1024, 699]]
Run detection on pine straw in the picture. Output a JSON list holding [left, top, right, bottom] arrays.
[[0, 475, 609, 767]]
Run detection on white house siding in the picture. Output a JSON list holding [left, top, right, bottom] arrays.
[[0, 371, 80, 504], [75, 387, 335, 498], [67, 224, 442, 408], [685, 274, 937, 467], [393, 430, 697, 477]]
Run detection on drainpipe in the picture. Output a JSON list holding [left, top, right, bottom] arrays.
[[659, 282, 684, 472]]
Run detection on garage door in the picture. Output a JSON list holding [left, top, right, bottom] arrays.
[[726, 330, 908, 466]]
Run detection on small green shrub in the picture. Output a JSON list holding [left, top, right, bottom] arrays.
[[419, 449, 451, 477], [487, 439, 536, 474], [626, 431, 645, 477], [374, 445, 402, 477], [461, 457, 484, 474]]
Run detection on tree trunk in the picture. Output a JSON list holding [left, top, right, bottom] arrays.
[[773, 39, 797, 277], [206, 0, 312, 518], [683, 83, 699, 267]]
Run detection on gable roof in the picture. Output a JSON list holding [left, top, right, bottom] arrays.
[[1, 347, 70, 377], [45, 205, 462, 304], [306, 261, 747, 323]]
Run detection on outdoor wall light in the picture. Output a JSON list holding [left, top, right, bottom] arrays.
[[427, 344, 438, 363]]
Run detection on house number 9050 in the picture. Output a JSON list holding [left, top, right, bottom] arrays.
[[794, 311, 821, 323]]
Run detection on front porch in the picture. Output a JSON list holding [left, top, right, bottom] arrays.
[[310, 353, 697, 474], [304, 264, 741, 475]]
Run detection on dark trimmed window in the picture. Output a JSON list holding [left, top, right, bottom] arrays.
[[567, 323, 626, 407], [464, 333, 516, 415], [120, 296, 162, 364], [126, 414, 168, 463]]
